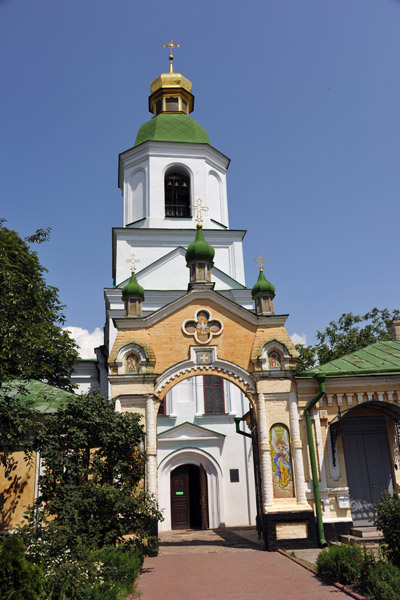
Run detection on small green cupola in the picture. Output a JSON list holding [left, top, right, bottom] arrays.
[[186, 224, 215, 290], [251, 258, 275, 315], [122, 270, 144, 317]]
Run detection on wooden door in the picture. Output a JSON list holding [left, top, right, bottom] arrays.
[[171, 465, 190, 529], [199, 464, 209, 530], [342, 417, 394, 526]]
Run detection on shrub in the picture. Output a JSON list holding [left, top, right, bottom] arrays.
[[93, 546, 143, 599], [23, 536, 143, 600], [361, 561, 400, 600], [374, 489, 400, 568], [0, 535, 43, 600], [316, 543, 363, 585], [29, 393, 162, 552]]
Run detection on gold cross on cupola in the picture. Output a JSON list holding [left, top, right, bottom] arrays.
[[190, 198, 209, 228], [126, 253, 140, 273], [254, 253, 267, 271], [162, 39, 180, 73]]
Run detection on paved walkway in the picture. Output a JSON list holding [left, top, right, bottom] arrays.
[[135, 529, 355, 600]]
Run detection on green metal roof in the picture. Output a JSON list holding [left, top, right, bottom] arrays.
[[251, 270, 275, 298], [185, 226, 215, 264], [122, 271, 145, 299], [2, 380, 75, 413], [134, 113, 210, 146], [297, 340, 400, 378]]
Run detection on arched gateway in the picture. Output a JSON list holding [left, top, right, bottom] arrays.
[[108, 276, 315, 544]]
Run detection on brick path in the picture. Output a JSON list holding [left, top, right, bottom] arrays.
[[135, 529, 354, 600]]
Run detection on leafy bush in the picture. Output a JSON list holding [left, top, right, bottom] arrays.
[[316, 543, 363, 585], [94, 546, 143, 599], [0, 535, 43, 600], [28, 393, 162, 552], [361, 561, 400, 600], [375, 489, 400, 568], [23, 538, 143, 600]]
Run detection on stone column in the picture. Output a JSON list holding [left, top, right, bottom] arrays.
[[289, 391, 307, 504], [145, 396, 158, 495], [257, 393, 273, 508]]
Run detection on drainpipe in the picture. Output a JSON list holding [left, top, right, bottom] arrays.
[[304, 375, 327, 547], [234, 416, 252, 438]]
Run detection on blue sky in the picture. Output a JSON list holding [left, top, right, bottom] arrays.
[[1, 0, 399, 353]]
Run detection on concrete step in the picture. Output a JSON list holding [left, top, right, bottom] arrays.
[[351, 527, 383, 539], [340, 534, 381, 546]]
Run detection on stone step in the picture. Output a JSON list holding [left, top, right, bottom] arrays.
[[340, 534, 381, 546], [351, 527, 383, 539]]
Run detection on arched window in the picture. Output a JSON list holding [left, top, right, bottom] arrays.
[[165, 169, 191, 218]]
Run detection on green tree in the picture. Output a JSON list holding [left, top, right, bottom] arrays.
[[0, 535, 43, 600], [26, 393, 161, 553], [296, 308, 400, 371], [0, 221, 79, 390]]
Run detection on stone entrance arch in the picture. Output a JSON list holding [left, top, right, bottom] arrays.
[[154, 355, 257, 406]]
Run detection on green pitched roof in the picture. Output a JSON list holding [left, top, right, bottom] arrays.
[[297, 340, 400, 378], [2, 380, 75, 413], [135, 113, 210, 146]]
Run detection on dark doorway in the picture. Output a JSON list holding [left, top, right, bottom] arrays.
[[171, 464, 209, 530], [342, 416, 394, 526]]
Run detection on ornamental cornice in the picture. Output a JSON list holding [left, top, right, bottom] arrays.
[[113, 288, 288, 330], [109, 374, 158, 384]]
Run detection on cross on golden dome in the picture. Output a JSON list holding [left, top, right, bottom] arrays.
[[162, 39, 180, 73], [126, 253, 140, 273], [254, 253, 267, 271], [190, 198, 209, 227]]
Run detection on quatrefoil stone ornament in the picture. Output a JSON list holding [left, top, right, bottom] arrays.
[[182, 309, 223, 344]]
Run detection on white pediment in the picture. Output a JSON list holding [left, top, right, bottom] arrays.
[[118, 247, 246, 292], [157, 421, 225, 443]]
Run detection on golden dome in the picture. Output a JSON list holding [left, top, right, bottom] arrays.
[[150, 72, 192, 94]]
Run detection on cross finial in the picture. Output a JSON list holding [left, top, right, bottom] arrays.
[[254, 253, 267, 271], [126, 253, 140, 273], [190, 198, 209, 227], [162, 39, 180, 73]]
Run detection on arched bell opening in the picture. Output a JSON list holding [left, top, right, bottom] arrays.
[[164, 167, 191, 218]]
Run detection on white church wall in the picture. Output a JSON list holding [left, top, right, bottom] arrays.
[[71, 360, 100, 394], [124, 167, 147, 226], [119, 142, 230, 230], [207, 170, 224, 225]]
